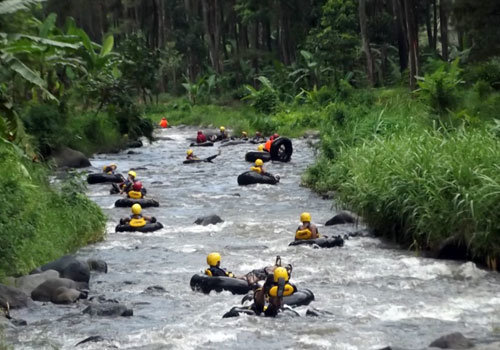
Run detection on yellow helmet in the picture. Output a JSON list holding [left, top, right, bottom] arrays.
[[255, 159, 263, 166], [207, 252, 221, 267], [274, 267, 289, 282], [300, 212, 311, 222], [187, 149, 193, 155], [220, 126, 225, 132], [257, 144, 264, 151], [128, 170, 137, 178], [131, 203, 142, 215], [242, 131, 247, 136]]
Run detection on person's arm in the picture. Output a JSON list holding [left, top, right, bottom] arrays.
[[310, 224, 319, 239]]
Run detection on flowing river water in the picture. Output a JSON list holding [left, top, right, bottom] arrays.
[[6, 127, 500, 349]]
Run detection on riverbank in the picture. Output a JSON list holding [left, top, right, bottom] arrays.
[[147, 87, 500, 268], [145, 96, 319, 138], [0, 142, 106, 278], [302, 87, 500, 268]]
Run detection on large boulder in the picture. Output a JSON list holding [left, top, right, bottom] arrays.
[[32, 255, 107, 283], [14, 270, 59, 296], [31, 278, 88, 304], [325, 211, 358, 226], [194, 215, 224, 226], [83, 303, 133, 317], [0, 284, 30, 309], [428, 332, 474, 349], [51, 147, 91, 168]]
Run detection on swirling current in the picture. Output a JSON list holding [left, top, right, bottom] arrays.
[[6, 127, 500, 349]]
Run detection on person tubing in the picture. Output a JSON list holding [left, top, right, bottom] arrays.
[[128, 181, 143, 199], [250, 159, 263, 174], [129, 204, 146, 227], [159, 117, 168, 128]]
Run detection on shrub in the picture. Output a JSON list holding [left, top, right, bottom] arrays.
[[0, 143, 105, 277], [416, 59, 464, 114], [21, 103, 67, 156]]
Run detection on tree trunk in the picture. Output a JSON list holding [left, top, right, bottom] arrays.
[[432, 0, 438, 51], [404, 0, 419, 90], [425, 0, 435, 50], [359, 0, 375, 86], [202, 0, 222, 74], [440, 0, 449, 61], [392, 0, 408, 72]]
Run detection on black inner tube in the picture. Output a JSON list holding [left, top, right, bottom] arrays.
[[270, 137, 293, 162], [115, 221, 163, 233], [237, 171, 279, 185], [190, 274, 251, 295], [289, 236, 344, 248]]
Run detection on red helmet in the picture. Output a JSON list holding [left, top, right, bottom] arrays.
[[133, 181, 142, 191], [273, 133, 279, 139], [197, 130, 202, 134]]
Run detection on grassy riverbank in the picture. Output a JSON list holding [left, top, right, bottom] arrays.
[[145, 96, 317, 138], [0, 143, 106, 278], [303, 86, 500, 264]]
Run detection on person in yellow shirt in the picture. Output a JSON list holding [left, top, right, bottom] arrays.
[[250, 159, 265, 174]]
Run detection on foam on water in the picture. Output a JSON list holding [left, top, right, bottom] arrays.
[[6, 127, 500, 350]]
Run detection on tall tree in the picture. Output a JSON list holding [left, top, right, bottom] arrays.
[[403, 0, 419, 90], [440, 0, 449, 61], [392, 0, 408, 72], [359, 0, 374, 85]]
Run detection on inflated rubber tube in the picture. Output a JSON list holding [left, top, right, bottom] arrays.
[[237, 171, 279, 185], [114, 198, 160, 208], [183, 159, 205, 164], [87, 173, 124, 184], [220, 140, 247, 147], [270, 137, 293, 162], [245, 151, 271, 163], [289, 236, 344, 248], [189, 142, 214, 147], [283, 288, 315, 307], [115, 222, 163, 233], [222, 305, 300, 318], [190, 274, 251, 295]]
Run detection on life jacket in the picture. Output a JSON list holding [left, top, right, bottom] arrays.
[[205, 266, 233, 277], [268, 283, 296, 297], [264, 139, 272, 152], [128, 190, 143, 199], [295, 228, 312, 240], [250, 166, 262, 174], [160, 118, 168, 128], [197, 134, 207, 143], [129, 215, 146, 227]]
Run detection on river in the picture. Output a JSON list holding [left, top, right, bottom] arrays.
[[6, 127, 500, 349]]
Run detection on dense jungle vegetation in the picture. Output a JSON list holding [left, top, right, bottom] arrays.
[[0, 0, 499, 275]]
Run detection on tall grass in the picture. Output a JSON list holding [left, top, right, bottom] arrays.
[[144, 96, 317, 137], [327, 128, 500, 257], [0, 143, 106, 277]]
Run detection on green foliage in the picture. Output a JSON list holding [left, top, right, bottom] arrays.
[[118, 32, 161, 101], [242, 76, 280, 114], [0, 142, 105, 277], [323, 128, 500, 257], [305, 0, 359, 76], [462, 57, 500, 90], [21, 103, 66, 156], [416, 59, 464, 114], [66, 111, 122, 155]]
